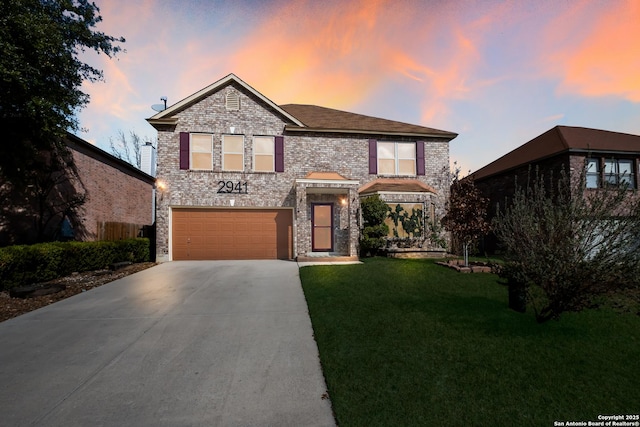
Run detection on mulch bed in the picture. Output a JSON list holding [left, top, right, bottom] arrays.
[[0, 262, 156, 323]]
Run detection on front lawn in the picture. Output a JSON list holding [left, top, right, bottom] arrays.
[[300, 257, 640, 427]]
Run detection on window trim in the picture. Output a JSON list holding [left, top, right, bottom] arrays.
[[586, 157, 635, 189], [253, 135, 275, 172], [377, 142, 417, 176], [189, 133, 213, 171], [222, 134, 245, 172]]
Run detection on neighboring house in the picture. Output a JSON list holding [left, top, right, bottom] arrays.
[[0, 133, 155, 245], [66, 133, 155, 240], [147, 73, 457, 261], [471, 125, 640, 252]]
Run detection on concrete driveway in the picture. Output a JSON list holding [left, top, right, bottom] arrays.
[[0, 261, 335, 427]]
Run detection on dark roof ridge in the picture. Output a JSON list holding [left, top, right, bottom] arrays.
[[472, 125, 640, 181]]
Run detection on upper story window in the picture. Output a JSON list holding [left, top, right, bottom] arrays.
[[222, 135, 244, 171], [605, 159, 634, 188], [378, 142, 416, 176], [586, 158, 600, 188], [190, 133, 213, 170], [254, 136, 274, 172], [586, 157, 635, 189]]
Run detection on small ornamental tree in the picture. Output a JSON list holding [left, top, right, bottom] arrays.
[[359, 195, 389, 257], [493, 166, 640, 323], [442, 174, 490, 266]]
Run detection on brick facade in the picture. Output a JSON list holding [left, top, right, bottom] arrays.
[[151, 76, 454, 261]]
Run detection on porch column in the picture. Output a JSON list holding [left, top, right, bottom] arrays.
[[348, 188, 359, 257]]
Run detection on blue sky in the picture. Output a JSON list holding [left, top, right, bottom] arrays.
[[76, 0, 640, 175]]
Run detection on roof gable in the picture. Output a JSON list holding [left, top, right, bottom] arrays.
[[472, 126, 640, 181], [147, 73, 303, 127]]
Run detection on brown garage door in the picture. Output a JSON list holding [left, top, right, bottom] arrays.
[[172, 208, 293, 260]]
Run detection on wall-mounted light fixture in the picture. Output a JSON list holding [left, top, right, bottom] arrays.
[[230, 126, 235, 133]]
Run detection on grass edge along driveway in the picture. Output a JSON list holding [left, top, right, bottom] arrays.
[[300, 257, 640, 427]]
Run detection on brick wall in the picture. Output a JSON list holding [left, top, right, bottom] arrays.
[[154, 81, 451, 260], [71, 146, 154, 240]]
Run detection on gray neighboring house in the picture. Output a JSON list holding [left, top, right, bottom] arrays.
[[147, 73, 457, 261]]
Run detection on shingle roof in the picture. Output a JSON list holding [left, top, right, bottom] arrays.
[[280, 104, 457, 139], [472, 126, 640, 181], [358, 178, 437, 195], [304, 172, 350, 180]]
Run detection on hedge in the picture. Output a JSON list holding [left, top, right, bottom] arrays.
[[0, 238, 150, 290]]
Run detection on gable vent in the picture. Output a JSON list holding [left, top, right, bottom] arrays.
[[226, 92, 240, 111]]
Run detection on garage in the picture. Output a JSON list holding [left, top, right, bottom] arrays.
[[172, 208, 293, 260]]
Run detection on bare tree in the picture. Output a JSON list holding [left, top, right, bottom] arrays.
[[493, 165, 640, 322], [110, 130, 155, 169]]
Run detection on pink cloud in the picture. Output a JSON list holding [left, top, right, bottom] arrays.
[[544, 0, 640, 102]]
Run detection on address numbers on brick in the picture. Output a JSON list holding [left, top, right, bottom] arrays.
[[217, 180, 248, 194]]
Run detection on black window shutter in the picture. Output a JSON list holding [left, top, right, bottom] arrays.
[[275, 136, 284, 172], [179, 132, 189, 170], [416, 141, 425, 176], [369, 139, 377, 174]]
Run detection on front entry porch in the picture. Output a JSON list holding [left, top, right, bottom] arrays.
[[295, 172, 360, 261]]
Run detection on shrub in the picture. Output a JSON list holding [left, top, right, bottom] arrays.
[[493, 167, 640, 322], [0, 238, 150, 290], [359, 195, 389, 256]]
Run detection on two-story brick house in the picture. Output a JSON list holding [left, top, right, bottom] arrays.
[[471, 125, 640, 252], [147, 74, 457, 261]]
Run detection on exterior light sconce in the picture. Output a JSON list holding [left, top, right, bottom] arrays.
[[156, 179, 168, 201], [230, 126, 235, 133]]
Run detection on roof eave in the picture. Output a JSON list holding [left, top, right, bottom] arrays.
[[146, 118, 179, 127]]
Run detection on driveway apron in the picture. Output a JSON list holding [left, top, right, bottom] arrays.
[[0, 260, 335, 427]]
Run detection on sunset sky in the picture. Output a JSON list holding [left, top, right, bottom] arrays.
[[76, 0, 640, 175]]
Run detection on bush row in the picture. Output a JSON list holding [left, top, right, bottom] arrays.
[[0, 238, 150, 290]]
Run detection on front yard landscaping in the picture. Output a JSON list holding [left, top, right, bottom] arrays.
[[300, 257, 640, 427]]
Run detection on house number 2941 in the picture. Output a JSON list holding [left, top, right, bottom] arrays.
[[217, 180, 248, 194]]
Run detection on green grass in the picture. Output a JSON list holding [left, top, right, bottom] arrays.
[[300, 257, 640, 427]]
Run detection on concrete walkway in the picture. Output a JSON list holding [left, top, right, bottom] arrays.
[[0, 261, 335, 426]]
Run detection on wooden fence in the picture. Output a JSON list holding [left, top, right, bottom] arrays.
[[97, 221, 144, 241]]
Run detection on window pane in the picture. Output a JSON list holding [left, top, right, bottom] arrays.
[[397, 143, 416, 159], [619, 160, 634, 188], [378, 142, 394, 159], [224, 135, 244, 152], [254, 137, 274, 154], [398, 159, 416, 175], [586, 175, 599, 188], [604, 159, 616, 174], [192, 153, 212, 170], [618, 160, 632, 176], [605, 174, 618, 185], [254, 154, 274, 172], [224, 154, 243, 171], [191, 134, 212, 152], [314, 205, 332, 226], [313, 228, 332, 249], [379, 159, 395, 175], [586, 159, 599, 173]]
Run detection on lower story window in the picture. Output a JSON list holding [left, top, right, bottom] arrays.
[[385, 202, 424, 238]]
